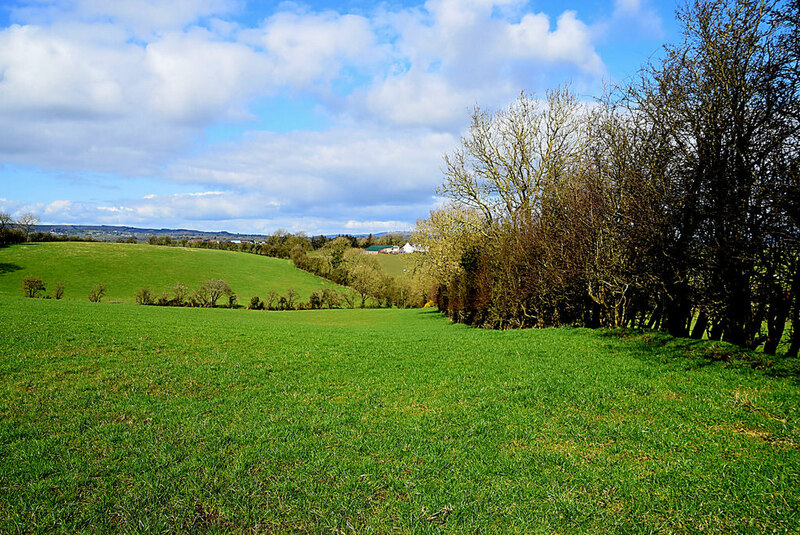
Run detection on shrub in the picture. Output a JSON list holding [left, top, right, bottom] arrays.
[[53, 282, 65, 300], [322, 288, 340, 309], [308, 290, 324, 309], [88, 283, 106, 303], [21, 275, 45, 298], [197, 279, 232, 308], [248, 296, 264, 310], [135, 287, 154, 305], [172, 283, 189, 306]]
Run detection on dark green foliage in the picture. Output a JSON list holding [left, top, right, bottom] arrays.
[[135, 287, 154, 305], [248, 295, 263, 310], [21, 275, 45, 298]]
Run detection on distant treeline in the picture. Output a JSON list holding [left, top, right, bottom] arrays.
[[2, 211, 94, 246], [141, 231, 427, 308], [141, 231, 409, 257], [416, 0, 800, 356]]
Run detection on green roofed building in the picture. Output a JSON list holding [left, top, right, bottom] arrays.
[[364, 244, 392, 255]]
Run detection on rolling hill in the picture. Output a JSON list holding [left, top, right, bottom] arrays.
[[0, 242, 337, 303]]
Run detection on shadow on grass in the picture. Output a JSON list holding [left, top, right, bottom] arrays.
[[0, 262, 21, 274], [597, 328, 800, 382]]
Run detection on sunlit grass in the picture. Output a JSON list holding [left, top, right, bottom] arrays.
[[0, 242, 337, 303], [1, 296, 798, 532]]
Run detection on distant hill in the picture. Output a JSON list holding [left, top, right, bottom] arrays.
[[34, 224, 408, 242]]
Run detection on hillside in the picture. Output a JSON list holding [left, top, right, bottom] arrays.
[[0, 297, 798, 532], [0, 242, 337, 303]]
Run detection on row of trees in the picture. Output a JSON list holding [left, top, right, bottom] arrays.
[[136, 279, 236, 308], [144, 233, 425, 308], [0, 212, 40, 246], [291, 237, 427, 308], [21, 275, 64, 299], [416, 0, 800, 355], [144, 230, 411, 258]]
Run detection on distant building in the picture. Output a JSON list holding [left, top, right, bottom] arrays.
[[364, 244, 392, 255]]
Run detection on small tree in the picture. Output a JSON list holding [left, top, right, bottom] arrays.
[[88, 283, 106, 303], [322, 288, 340, 309], [53, 282, 65, 300], [198, 279, 232, 307], [308, 290, 324, 309], [21, 275, 45, 298], [248, 296, 264, 310], [0, 212, 12, 232], [135, 287, 154, 305], [285, 288, 298, 310], [265, 290, 277, 310], [172, 282, 189, 305], [16, 213, 39, 241]]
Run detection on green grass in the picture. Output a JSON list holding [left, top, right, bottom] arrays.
[[373, 253, 418, 279], [0, 242, 338, 303], [1, 296, 798, 533]]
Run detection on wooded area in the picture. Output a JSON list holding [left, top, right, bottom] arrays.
[[416, 0, 800, 355]]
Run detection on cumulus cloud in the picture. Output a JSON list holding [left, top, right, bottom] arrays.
[[0, 0, 615, 232], [167, 127, 456, 211]]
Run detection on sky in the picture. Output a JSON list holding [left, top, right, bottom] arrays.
[[0, 0, 679, 235]]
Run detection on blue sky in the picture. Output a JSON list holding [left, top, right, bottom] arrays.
[[0, 0, 679, 235]]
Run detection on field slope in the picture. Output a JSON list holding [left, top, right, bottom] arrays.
[[0, 242, 337, 303], [1, 296, 798, 533]]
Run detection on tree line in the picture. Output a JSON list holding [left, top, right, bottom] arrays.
[[415, 0, 800, 356], [146, 233, 427, 308], [143, 230, 410, 258]]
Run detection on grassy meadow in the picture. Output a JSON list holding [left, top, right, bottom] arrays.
[[373, 253, 418, 280], [1, 291, 799, 532], [0, 242, 337, 303]]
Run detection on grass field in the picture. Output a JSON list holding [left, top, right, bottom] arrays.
[[1, 295, 798, 533], [373, 253, 418, 280], [0, 242, 338, 303]]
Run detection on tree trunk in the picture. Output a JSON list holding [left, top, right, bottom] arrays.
[[691, 308, 708, 339]]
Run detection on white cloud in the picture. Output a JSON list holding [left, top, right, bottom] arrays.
[[1, 0, 615, 233], [242, 9, 383, 89], [344, 219, 411, 232], [353, 0, 603, 128], [167, 127, 456, 211]]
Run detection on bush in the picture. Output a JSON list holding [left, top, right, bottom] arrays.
[[172, 283, 189, 306], [21, 275, 45, 298], [308, 290, 324, 309], [322, 288, 340, 309], [248, 296, 264, 310], [53, 282, 65, 300], [88, 283, 106, 303], [135, 287, 154, 305], [197, 279, 232, 308]]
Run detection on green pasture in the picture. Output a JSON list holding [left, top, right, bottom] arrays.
[[373, 253, 418, 279], [0, 242, 337, 303], [1, 296, 798, 533]]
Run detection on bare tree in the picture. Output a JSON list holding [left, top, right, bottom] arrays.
[[0, 212, 12, 232], [16, 212, 39, 240], [197, 279, 232, 308], [438, 87, 588, 232]]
